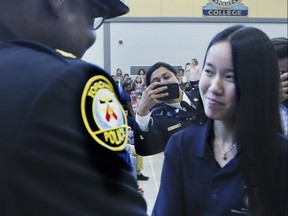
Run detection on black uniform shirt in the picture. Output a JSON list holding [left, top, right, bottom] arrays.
[[0, 23, 147, 216]]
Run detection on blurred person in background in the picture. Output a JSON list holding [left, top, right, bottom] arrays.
[[271, 37, 288, 139]]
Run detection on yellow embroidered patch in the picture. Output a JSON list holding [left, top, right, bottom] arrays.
[[81, 75, 127, 151], [56, 49, 76, 59]]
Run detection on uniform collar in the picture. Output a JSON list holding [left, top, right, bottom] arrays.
[[159, 103, 194, 118], [182, 91, 192, 106], [195, 120, 242, 172], [191, 120, 213, 158], [165, 91, 191, 108], [0, 22, 17, 41]]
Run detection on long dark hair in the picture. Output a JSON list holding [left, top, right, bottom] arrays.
[[201, 25, 282, 215]]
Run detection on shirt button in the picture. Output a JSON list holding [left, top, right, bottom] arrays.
[[211, 193, 217, 199]]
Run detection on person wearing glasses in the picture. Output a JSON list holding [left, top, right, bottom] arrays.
[[0, 0, 147, 215]]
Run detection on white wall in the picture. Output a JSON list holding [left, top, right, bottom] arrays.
[[82, 18, 288, 75]]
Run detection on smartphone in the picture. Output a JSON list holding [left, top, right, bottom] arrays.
[[154, 83, 180, 100]]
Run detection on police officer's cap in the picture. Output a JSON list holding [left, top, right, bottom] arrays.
[[91, 0, 129, 19]]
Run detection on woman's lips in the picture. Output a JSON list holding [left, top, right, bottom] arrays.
[[206, 96, 224, 106]]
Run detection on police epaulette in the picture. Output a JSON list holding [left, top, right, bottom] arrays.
[[8, 40, 77, 61], [56, 49, 76, 59]]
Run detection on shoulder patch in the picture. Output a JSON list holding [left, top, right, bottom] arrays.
[[81, 75, 127, 151]]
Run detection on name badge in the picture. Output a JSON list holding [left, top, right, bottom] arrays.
[[167, 123, 181, 132]]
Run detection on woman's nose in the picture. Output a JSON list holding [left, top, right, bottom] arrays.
[[209, 76, 224, 95]]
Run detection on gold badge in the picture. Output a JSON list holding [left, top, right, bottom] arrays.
[[81, 75, 127, 151]]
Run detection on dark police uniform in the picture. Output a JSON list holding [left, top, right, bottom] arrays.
[[134, 86, 201, 156], [0, 23, 147, 216], [152, 120, 287, 216]]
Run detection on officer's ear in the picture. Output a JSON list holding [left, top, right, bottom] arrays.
[[47, 0, 64, 17]]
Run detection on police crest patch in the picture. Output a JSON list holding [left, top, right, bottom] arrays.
[[81, 75, 127, 151], [203, 0, 248, 16], [209, 0, 242, 8]]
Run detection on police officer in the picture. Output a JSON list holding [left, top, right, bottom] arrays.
[[134, 62, 204, 156], [0, 0, 147, 215]]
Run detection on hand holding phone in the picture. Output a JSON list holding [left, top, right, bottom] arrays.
[[153, 83, 180, 100]]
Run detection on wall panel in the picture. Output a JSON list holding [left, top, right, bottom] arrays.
[[123, 0, 287, 18], [83, 18, 287, 76]]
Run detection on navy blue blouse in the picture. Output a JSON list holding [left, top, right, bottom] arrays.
[[152, 120, 287, 216]]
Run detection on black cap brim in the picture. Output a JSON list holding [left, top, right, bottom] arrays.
[[91, 0, 129, 19]]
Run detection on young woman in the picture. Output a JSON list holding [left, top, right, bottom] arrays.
[[132, 75, 146, 93], [114, 68, 124, 87], [152, 25, 287, 216], [133, 62, 202, 156]]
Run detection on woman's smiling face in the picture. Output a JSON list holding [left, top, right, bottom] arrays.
[[199, 41, 237, 120]]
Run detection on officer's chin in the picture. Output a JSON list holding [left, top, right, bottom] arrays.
[[81, 30, 97, 57]]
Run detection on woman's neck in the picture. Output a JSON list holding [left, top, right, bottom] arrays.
[[213, 120, 238, 166], [213, 120, 236, 145]]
